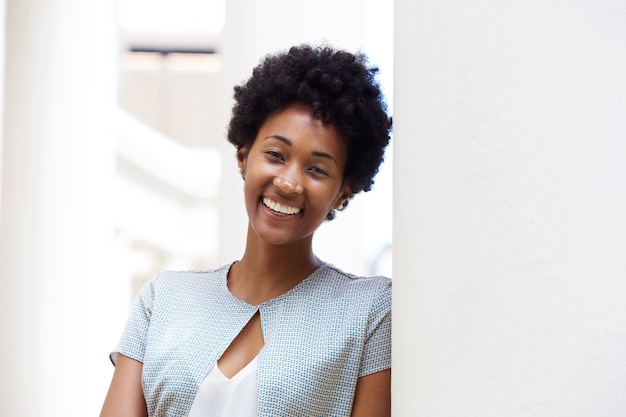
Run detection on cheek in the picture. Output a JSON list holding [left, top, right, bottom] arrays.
[[314, 185, 343, 209], [242, 161, 269, 200], [243, 178, 259, 201]]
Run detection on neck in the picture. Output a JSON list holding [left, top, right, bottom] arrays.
[[228, 225, 323, 305]]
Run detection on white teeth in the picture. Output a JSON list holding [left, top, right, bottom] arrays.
[[263, 198, 301, 215]]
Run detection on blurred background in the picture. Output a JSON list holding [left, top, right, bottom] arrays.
[[0, 0, 392, 415], [114, 0, 394, 293]]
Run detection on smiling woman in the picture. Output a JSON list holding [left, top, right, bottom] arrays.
[[100, 44, 392, 417], [237, 104, 351, 248]]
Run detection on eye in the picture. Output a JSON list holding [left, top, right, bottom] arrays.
[[309, 166, 330, 177], [264, 150, 284, 161]]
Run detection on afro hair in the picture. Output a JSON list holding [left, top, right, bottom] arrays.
[[227, 44, 392, 218]]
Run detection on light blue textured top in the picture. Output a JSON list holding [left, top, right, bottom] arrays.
[[111, 262, 391, 417]]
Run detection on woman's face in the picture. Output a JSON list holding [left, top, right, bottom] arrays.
[[237, 103, 351, 247]]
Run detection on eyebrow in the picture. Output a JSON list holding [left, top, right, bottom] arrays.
[[264, 135, 338, 165]]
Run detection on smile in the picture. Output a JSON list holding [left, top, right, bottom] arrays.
[[262, 197, 301, 215]]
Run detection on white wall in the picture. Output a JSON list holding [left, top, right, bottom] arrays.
[[0, 1, 119, 416], [394, 1, 626, 415], [0, 0, 4, 216]]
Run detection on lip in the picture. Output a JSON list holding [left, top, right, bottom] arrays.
[[261, 196, 302, 217]]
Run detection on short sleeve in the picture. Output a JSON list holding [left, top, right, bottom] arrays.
[[359, 279, 392, 377], [109, 278, 155, 366]]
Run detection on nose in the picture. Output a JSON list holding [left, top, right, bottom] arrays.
[[273, 172, 304, 194]]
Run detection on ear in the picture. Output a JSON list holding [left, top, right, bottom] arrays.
[[236, 146, 249, 179], [334, 184, 352, 210]]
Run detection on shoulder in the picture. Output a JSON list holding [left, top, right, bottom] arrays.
[[139, 263, 233, 307], [307, 264, 391, 309], [149, 263, 231, 288], [320, 263, 391, 293]]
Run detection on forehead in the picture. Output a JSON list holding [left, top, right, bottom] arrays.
[[255, 104, 347, 156]]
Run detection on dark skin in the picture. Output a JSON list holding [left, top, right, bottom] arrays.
[[100, 104, 391, 417]]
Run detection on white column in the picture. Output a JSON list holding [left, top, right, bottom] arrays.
[[217, 0, 370, 273], [0, 1, 118, 416], [0, 0, 4, 212], [394, 1, 626, 416]]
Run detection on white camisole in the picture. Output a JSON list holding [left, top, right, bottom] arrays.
[[187, 356, 259, 417]]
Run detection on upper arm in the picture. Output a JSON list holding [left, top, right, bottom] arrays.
[[351, 369, 391, 417], [100, 354, 147, 417]]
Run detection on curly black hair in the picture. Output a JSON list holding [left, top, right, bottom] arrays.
[[227, 44, 392, 219]]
